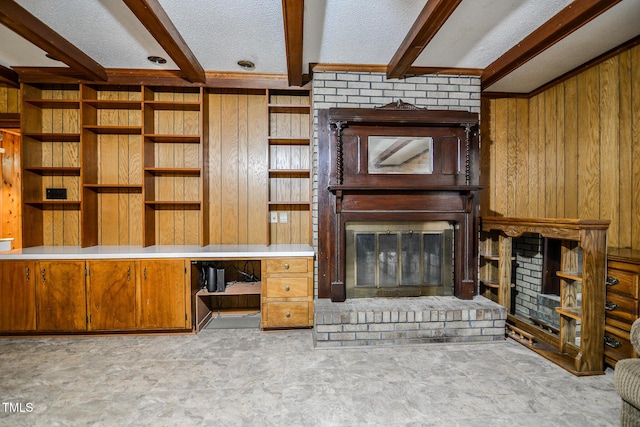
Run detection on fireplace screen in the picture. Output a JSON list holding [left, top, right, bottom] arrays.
[[345, 222, 454, 298]]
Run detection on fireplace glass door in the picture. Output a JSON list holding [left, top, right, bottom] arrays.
[[346, 222, 454, 298]]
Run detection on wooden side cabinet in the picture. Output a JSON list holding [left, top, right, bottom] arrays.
[[0, 261, 36, 332], [604, 248, 640, 367], [137, 259, 190, 330], [36, 261, 87, 332], [86, 260, 136, 331], [261, 257, 313, 329]]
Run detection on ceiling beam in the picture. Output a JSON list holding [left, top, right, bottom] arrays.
[[0, 65, 19, 87], [0, 0, 108, 82], [482, 0, 621, 89], [123, 0, 205, 84], [386, 0, 462, 80], [282, 0, 305, 87]]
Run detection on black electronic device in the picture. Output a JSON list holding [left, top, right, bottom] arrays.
[[206, 265, 217, 292], [216, 268, 225, 292], [46, 188, 68, 200]]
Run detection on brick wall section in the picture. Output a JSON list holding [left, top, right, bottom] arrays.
[[311, 72, 482, 296], [514, 233, 544, 318], [313, 296, 506, 347]]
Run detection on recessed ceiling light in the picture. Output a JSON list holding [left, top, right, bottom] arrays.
[[147, 55, 167, 65], [237, 60, 255, 71], [46, 53, 61, 62]]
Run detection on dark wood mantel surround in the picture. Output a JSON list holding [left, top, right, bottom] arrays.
[[317, 102, 481, 301]]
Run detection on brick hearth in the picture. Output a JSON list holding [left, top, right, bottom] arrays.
[[313, 296, 507, 348]]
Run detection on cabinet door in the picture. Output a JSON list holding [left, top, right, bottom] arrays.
[[36, 261, 86, 331], [87, 260, 136, 331], [137, 259, 188, 329], [0, 261, 36, 331]]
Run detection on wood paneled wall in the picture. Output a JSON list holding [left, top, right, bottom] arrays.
[[0, 84, 19, 113], [0, 130, 21, 249], [481, 44, 640, 249], [207, 89, 268, 244]]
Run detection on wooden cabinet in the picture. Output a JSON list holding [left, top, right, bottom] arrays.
[[267, 89, 311, 245], [36, 260, 86, 332], [604, 248, 640, 367], [86, 260, 136, 331], [137, 259, 189, 330], [261, 257, 313, 329], [0, 261, 36, 332], [480, 217, 609, 375]]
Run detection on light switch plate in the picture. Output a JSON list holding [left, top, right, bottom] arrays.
[[279, 212, 288, 223], [270, 212, 278, 223]]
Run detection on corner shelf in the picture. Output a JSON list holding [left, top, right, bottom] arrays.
[[481, 217, 609, 376]]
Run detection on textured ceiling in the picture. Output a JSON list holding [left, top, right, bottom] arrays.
[[0, 0, 639, 93]]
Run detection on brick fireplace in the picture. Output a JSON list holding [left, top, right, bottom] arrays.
[[311, 73, 506, 347]]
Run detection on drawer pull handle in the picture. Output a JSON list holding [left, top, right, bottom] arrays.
[[284, 286, 290, 291], [604, 336, 622, 348], [605, 301, 618, 311], [606, 275, 620, 286], [285, 312, 291, 318], [284, 263, 289, 270]]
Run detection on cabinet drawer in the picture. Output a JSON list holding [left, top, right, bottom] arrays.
[[264, 302, 310, 327], [264, 276, 310, 298], [265, 258, 309, 274], [604, 324, 637, 360], [606, 267, 639, 298], [605, 292, 639, 324]]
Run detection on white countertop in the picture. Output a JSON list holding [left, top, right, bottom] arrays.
[[0, 244, 315, 260]]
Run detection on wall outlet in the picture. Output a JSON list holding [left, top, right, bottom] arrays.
[[270, 212, 278, 223], [279, 212, 288, 223]]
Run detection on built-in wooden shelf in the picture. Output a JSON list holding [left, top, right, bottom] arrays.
[[267, 137, 310, 145], [24, 200, 81, 208], [83, 125, 142, 135], [267, 104, 310, 114], [268, 169, 310, 177], [557, 271, 582, 281], [144, 201, 201, 209], [144, 134, 200, 143], [23, 133, 81, 142], [23, 99, 80, 109], [24, 167, 81, 176], [144, 168, 201, 176], [144, 100, 200, 111], [83, 184, 142, 192], [82, 100, 142, 110], [268, 201, 311, 207], [556, 307, 582, 320], [196, 281, 261, 296]]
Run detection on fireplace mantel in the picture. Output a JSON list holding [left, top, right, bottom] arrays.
[[317, 104, 481, 301]]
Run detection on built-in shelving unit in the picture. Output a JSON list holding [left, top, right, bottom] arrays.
[[266, 89, 311, 245], [480, 217, 609, 376], [21, 83, 209, 248], [21, 83, 81, 247], [21, 84, 311, 248]]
